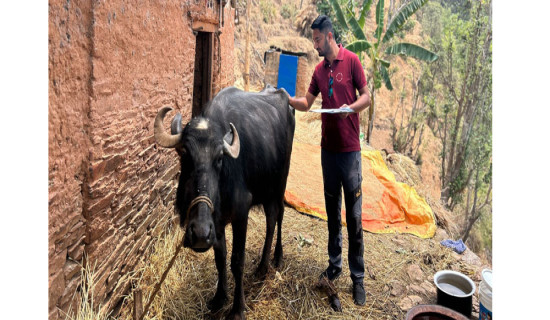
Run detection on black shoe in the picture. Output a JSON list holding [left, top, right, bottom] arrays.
[[352, 282, 366, 305], [319, 268, 342, 282]]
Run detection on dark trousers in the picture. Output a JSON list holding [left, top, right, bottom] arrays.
[[321, 149, 365, 283]]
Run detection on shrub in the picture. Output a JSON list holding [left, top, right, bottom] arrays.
[[281, 3, 296, 20], [260, 0, 276, 23]]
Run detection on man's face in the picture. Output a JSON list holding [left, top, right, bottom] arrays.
[[313, 29, 331, 57]]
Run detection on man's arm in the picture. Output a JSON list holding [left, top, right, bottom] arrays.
[[289, 92, 317, 112], [338, 85, 371, 118], [346, 85, 371, 113]]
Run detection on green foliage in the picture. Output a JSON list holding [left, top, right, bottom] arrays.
[[385, 43, 438, 62], [477, 209, 493, 256], [358, 0, 373, 28], [374, 0, 385, 41], [420, 0, 491, 255], [327, 0, 437, 143], [281, 3, 297, 20], [449, 165, 467, 201], [437, 0, 472, 20], [402, 19, 416, 32], [383, 0, 427, 43], [418, 1, 445, 44], [415, 151, 423, 166], [260, 0, 276, 23]]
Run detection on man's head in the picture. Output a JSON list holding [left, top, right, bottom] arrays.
[[311, 15, 334, 57]]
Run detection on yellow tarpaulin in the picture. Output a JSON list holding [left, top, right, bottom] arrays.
[[284, 141, 436, 238]]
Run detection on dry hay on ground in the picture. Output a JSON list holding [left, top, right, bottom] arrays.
[[385, 153, 422, 189], [116, 205, 478, 320]]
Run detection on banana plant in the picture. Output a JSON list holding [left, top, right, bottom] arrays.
[[328, 0, 438, 144]]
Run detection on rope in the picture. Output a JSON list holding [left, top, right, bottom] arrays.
[[186, 195, 214, 217]]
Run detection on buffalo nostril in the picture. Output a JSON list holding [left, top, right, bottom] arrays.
[[205, 225, 213, 244], [189, 223, 197, 243]]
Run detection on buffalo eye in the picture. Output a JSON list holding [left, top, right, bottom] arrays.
[[215, 153, 223, 169]]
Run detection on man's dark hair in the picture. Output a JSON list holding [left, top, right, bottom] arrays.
[[311, 15, 333, 36]]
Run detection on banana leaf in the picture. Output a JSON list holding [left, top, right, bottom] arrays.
[[380, 64, 393, 90], [345, 40, 372, 54], [385, 42, 438, 62], [328, 0, 349, 29], [383, 0, 428, 43], [347, 15, 367, 40], [358, 0, 373, 28], [374, 0, 385, 41]]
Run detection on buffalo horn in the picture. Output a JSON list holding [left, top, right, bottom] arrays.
[[223, 123, 240, 158], [154, 106, 182, 148]]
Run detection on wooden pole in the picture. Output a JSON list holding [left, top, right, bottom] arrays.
[[366, 90, 375, 144], [133, 289, 143, 320], [244, 0, 250, 91]]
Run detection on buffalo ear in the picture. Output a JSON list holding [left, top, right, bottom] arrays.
[[223, 123, 240, 159], [170, 113, 187, 155]]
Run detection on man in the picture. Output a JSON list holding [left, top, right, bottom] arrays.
[[287, 15, 371, 306]]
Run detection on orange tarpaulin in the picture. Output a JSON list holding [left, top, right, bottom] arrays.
[[284, 142, 436, 238]]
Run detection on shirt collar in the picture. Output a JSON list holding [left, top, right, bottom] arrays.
[[323, 44, 344, 67]]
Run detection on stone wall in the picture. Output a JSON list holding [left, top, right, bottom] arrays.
[[48, 1, 235, 319]]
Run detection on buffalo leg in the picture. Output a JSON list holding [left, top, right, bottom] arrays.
[[272, 200, 284, 268], [208, 228, 228, 312], [255, 201, 277, 279], [228, 216, 248, 320]]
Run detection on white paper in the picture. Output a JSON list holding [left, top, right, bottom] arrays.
[[309, 107, 354, 114]]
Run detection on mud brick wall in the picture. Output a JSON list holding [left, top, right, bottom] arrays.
[[295, 56, 308, 98], [48, 1, 235, 319], [264, 50, 280, 89]]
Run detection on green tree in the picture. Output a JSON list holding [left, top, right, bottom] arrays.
[[421, 0, 492, 245], [328, 0, 438, 144], [434, 0, 491, 208]]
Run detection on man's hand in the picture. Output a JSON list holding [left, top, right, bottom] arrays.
[[338, 104, 354, 119], [289, 92, 317, 112]]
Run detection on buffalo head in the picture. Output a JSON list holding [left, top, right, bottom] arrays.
[[154, 106, 240, 252]]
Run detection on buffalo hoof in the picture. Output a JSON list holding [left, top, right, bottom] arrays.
[[226, 310, 245, 320], [207, 294, 227, 313], [272, 254, 283, 269], [254, 264, 268, 280]]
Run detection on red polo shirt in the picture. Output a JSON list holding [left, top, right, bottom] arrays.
[[308, 44, 367, 152]]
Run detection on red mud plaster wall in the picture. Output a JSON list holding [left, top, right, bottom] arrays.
[[48, 0, 235, 319], [84, 1, 196, 311], [48, 0, 93, 319]]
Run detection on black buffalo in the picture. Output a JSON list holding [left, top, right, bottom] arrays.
[[154, 86, 295, 319]]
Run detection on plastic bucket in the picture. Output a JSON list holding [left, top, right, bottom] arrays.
[[434, 270, 476, 318], [478, 269, 492, 320]]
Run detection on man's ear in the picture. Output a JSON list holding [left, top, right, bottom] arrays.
[[327, 31, 334, 43]]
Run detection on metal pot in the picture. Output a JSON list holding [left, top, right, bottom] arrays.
[[433, 270, 476, 318], [405, 304, 469, 320]]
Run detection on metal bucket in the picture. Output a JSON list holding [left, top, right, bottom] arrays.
[[434, 270, 476, 318]]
